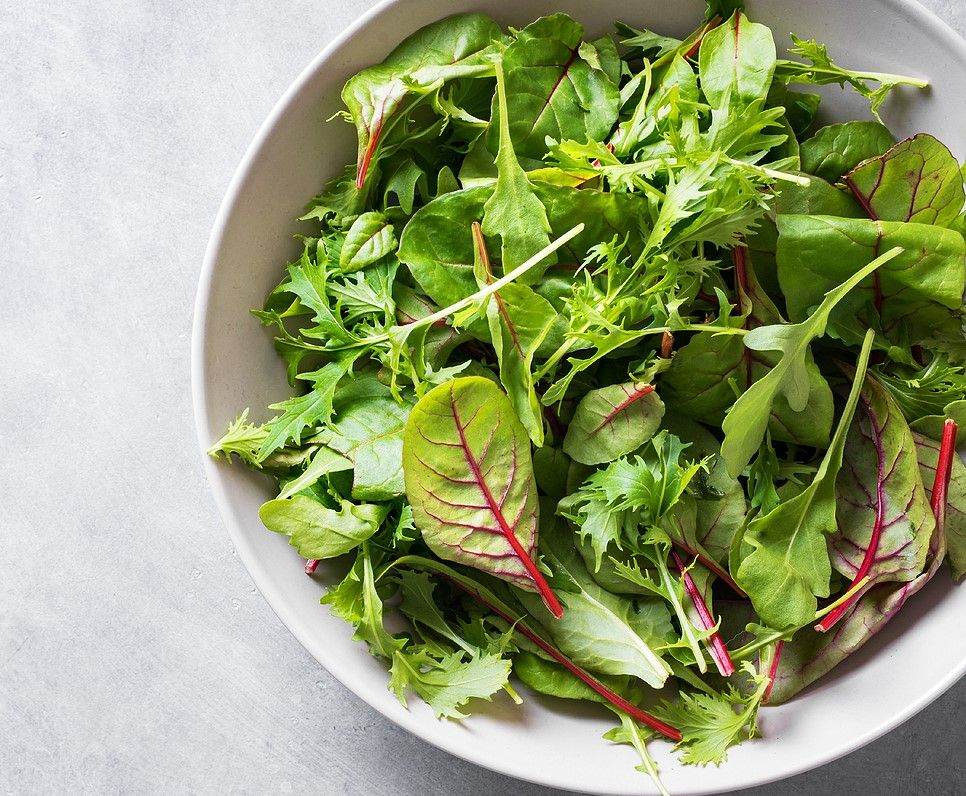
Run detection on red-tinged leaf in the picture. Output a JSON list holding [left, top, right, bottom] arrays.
[[671, 549, 735, 677], [402, 377, 563, 616], [844, 134, 966, 227], [914, 421, 966, 579], [562, 382, 665, 465], [817, 374, 934, 631]]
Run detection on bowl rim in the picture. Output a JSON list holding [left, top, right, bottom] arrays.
[[192, 1, 966, 792]]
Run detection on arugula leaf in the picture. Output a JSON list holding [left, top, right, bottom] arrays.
[[720, 247, 902, 476], [563, 382, 665, 465], [735, 330, 876, 628], [775, 35, 927, 120], [403, 377, 562, 615], [259, 496, 389, 559], [844, 134, 966, 227]]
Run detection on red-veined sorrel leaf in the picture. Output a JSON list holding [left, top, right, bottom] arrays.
[[844, 134, 966, 227], [402, 376, 563, 616], [817, 373, 934, 631], [563, 381, 665, 465]]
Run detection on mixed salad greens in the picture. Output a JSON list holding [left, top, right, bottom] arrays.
[[210, 1, 966, 788]]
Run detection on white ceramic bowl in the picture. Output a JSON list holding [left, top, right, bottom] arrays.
[[192, 1, 966, 793]]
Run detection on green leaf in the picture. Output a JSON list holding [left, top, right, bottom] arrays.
[[342, 14, 502, 187], [324, 391, 412, 501], [775, 35, 927, 120], [652, 662, 769, 766], [563, 382, 665, 466], [389, 647, 511, 720], [481, 60, 552, 273], [258, 496, 389, 559], [277, 445, 353, 501], [489, 14, 620, 161], [721, 247, 902, 476], [515, 520, 673, 688], [659, 263, 834, 449], [402, 377, 558, 606], [514, 650, 610, 702], [208, 409, 269, 467], [776, 214, 966, 352], [398, 570, 474, 653], [799, 121, 895, 182], [845, 134, 966, 227], [698, 12, 776, 111], [339, 211, 397, 272], [735, 330, 876, 628]]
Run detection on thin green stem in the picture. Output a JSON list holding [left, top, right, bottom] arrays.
[[654, 545, 707, 674]]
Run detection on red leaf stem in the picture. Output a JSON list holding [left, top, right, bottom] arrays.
[[672, 540, 747, 598], [931, 419, 958, 530], [444, 575, 682, 741], [305, 559, 320, 575], [761, 640, 784, 704], [671, 550, 735, 677]]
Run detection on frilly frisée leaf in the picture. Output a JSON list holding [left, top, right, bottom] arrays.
[[402, 377, 563, 617]]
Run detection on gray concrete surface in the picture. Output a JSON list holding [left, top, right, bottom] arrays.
[[3, 1, 965, 794]]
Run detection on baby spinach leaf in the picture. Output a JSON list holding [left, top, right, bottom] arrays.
[[563, 382, 665, 465], [258, 496, 389, 559], [389, 645, 511, 720], [844, 134, 966, 227], [799, 121, 894, 183], [489, 14, 620, 161], [827, 374, 934, 601], [342, 14, 502, 188], [721, 249, 901, 476], [323, 393, 412, 501], [402, 377, 563, 615], [339, 211, 397, 272], [914, 431, 966, 580], [776, 214, 966, 350], [698, 12, 776, 111], [515, 519, 673, 688], [735, 330, 875, 629]]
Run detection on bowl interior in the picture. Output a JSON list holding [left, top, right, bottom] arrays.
[[193, 1, 966, 793]]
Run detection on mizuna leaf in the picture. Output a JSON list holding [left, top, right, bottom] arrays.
[[735, 329, 876, 629], [489, 14, 620, 162], [844, 134, 966, 227], [339, 211, 397, 272], [258, 496, 389, 559], [817, 374, 934, 631], [914, 430, 966, 580], [563, 382, 665, 465], [721, 248, 901, 477], [799, 121, 895, 183], [402, 377, 563, 616]]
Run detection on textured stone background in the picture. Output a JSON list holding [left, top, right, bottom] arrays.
[[3, 1, 965, 794]]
